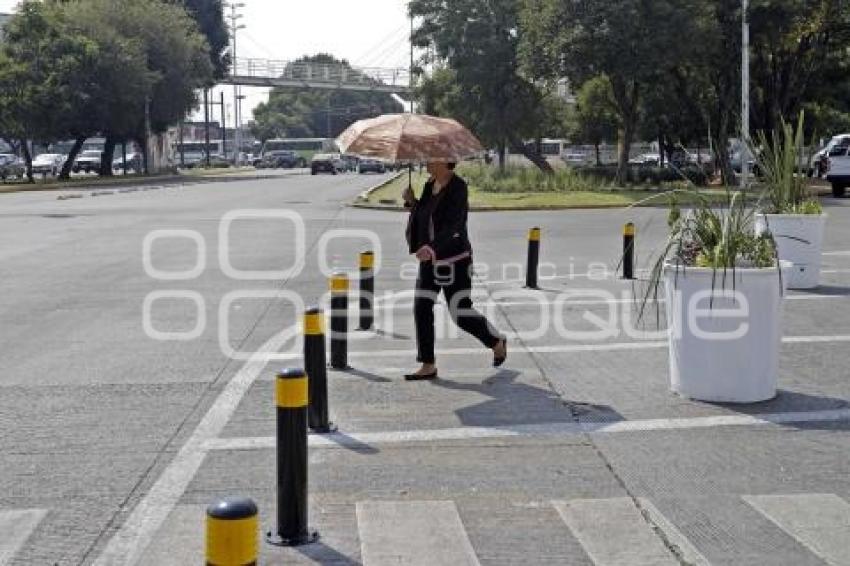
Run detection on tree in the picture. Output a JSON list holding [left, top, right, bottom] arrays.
[[571, 76, 619, 166], [0, 1, 95, 180], [81, 0, 213, 174], [49, 2, 154, 178], [250, 54, 401, 142], [410, 0, 553, 172], [175, 0, 230, 82], [749, 0, 850, 135], [520, 0, 694, 182]]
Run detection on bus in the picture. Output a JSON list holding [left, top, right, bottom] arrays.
[[259, 138, 337, 165]]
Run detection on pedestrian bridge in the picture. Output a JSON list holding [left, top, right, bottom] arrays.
[[221, 57, 412, 94]]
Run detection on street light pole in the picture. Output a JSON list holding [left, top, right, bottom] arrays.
[[227, 3, 245, 166], [741, 0, 750, 189]]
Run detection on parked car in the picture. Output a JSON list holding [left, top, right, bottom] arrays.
[[341, 155, 359, 172], [73, 150, 103, 174], [311, 153, 345, 175], [629, 153, 661, 166], [31, 153, 65, 177], [179, 152, 206, 169], [260, 150, 305, 169], [826, 141, 850, 197], [0, 154, 25, 181], [358, 158, 386, 174], [561, 152, 589, 167], [112, 152, 143, 174], [811, 134, 850, 178]]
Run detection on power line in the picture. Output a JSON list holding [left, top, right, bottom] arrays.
[[352, 23, 408, 65]]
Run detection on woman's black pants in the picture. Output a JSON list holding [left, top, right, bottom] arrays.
[[414, 258, 501, 364]]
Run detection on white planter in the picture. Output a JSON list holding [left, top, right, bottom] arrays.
[[663, 262, 790, 403], [755, 213, 826, 289]]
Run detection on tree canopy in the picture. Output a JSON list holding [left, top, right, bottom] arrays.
[[0, 0, 212, 179]]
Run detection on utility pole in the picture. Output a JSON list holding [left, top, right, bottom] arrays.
[[203, 88, 211, 168], [179, 120, 185, 167], [227, 3, 245, 166], [220, 91, 227, 161], [741, 0, 750, 189], [144, 96, 152, 174], [409, 12, 414, 114]]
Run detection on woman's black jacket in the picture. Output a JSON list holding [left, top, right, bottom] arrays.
[[406, 175, 473, 263]]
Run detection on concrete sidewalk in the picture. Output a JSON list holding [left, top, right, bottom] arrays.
[[2, 180, 849, 565]]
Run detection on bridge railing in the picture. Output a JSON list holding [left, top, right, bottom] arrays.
[[231, 58, 411, 89]]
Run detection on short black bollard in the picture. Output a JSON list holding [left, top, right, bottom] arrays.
[[329, 272, 349, 369], [206, 497, 259, 565], [358, 251, 375, 331], [266, 368, 319, 547], [525, 227, 541, 289], [304, 307, 335, 433], [623, 222, 635, 280]]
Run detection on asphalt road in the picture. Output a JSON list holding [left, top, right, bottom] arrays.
[[1, 172, 849, 565]]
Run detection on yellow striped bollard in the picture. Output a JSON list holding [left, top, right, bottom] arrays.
[[623, 223, 635, 280], [329, 272, 349, 369], [525, 227, 541, 289], [206, 497, 258, 565], [304, 307, 335, 433], [265, 368, 319, 547], [358, 251, 375, 331]]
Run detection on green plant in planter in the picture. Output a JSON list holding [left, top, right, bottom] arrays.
[[638, 189, 780, 322], [750, 112, 822, 215]]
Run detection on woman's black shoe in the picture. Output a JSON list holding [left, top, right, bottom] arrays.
[[404, 371, 438, 381], [493, 338, 507, 367]]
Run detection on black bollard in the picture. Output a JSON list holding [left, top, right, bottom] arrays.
[[266, 368, 319, 547], [623, 223, 635, 280], [304, 307, 335, 433], [525, 227, 541, 289], [358, 251, 375, 331], [329, 272, 349, 369], [206, 497, 258, 565]]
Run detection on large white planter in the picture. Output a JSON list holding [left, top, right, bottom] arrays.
[[663, 262, 790, 403], [755, 213, 826, 289]]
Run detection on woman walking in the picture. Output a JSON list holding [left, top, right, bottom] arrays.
[[402, 161, 507, 381]]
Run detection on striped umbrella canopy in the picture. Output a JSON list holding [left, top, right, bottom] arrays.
[[336, 113, 483, 163]]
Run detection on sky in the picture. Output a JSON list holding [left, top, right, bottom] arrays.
[[0, 0, 413, 123]]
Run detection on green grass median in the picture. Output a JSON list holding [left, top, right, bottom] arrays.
[[358, 164, 739, 210]]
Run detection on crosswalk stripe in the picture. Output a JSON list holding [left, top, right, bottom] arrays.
[[743, 493, 850, 566], [637, 498, 711, 566], [356, 500, 480, 566], [138, 505, 204, 566], [0, 509, 47, 566], [553, 498, 678, 565]]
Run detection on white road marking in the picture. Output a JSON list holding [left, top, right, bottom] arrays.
[[370, 292, 844, 311], [344, 334, 850, 360], [92, 327, 298, 566], [203, 408, 850, 451], [0, 509, 47, 566], [553, 498, 679, 565], [357, 500, 480, 566], [637, 498, 711, 566], [137, 505, 204, 566], [744, 494, 850, 566], [822, 251, 850, 257]]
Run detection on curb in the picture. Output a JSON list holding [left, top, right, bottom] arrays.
[[0, 169, 308, 196], [352, 171, 405, 204], [349, 201, 680, 212]]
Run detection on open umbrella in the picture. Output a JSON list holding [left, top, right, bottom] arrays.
[[336, 113, 483, 200], [336, 113, 483, 163]]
